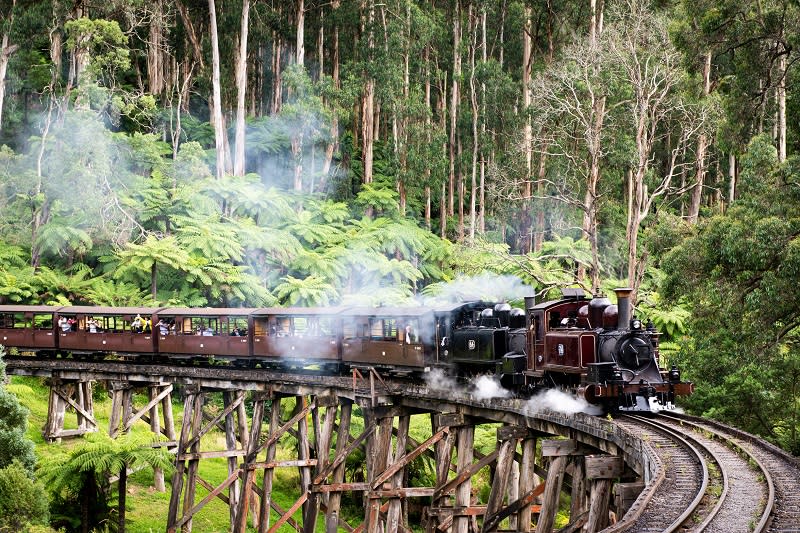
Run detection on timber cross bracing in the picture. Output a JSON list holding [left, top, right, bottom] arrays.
[[7, 360, 650, 532], [164, 390, 628, 533]]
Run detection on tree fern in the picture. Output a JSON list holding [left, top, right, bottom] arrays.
[[275, 275, 338, 306]]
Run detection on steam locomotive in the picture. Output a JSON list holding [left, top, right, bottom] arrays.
[[0, 287, 692, 412]]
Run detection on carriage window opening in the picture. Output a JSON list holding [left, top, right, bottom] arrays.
[[294, 317, 309, 335], [35, 314, 53, 330], [0, 313, 16, 328], [229, 317, 248, 336], [370, 318, 397, 341], [189, 317, 219, 336], [252, 318, 266, 336], [343, 319, 370, 339]]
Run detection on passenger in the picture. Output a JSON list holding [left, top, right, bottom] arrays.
[[157, 319, 169, 336], [132, 314, 143, 333], [68, 318, 77, 331], [202, 327, 214, 336], [88, 318, 98, 333], [143, 317, 152, 334], [59, 317, 70, 332]]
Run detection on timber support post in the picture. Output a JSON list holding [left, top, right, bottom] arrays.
[[43, 378, 97, 442]]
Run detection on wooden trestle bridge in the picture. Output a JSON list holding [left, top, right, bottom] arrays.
[[7, 359, 662, 533]]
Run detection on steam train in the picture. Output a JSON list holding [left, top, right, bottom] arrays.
[[0, 287, 692, 412]]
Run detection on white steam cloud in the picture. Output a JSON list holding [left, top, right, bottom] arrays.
[[523, 389, 604, 416], [471, 375, 512, 401], [421, 273, 535, 304]]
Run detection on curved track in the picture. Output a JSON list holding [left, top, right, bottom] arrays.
[[658, 412, 800, 533]]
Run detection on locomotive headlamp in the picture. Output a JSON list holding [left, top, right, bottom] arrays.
[[631, 318, 642, 330]]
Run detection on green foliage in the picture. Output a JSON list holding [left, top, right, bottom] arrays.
[[0, 460, 50, 533], [0, 348, 36, 473], [662, 135, 800, 451], [38, 432, 173, 533]]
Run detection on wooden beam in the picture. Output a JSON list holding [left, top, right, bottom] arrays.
[[122, 384, 173, 433], [173, 469, 240, 529], [184, 390, 243, 449], [432, 449, 499, 501], [541, 439, 593, 457], [585, 455, 623, 479], [371, 427, 449, 489], [53, 386, 98, 428]]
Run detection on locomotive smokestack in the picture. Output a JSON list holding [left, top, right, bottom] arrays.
[[524, 296, 535, 310], [614, 288, 633, 329]]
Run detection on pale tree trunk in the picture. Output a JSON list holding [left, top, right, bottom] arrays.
[[424, 45, 432, 230], [208, 0, 226, 179], [292, 0, 305, 191], [449, 0, 461, 217], [296, 0, 305, 65], [397, 2, 411, 216], [361, 0, 375, 186], [0, 1, 18, 131], [582, 0, 605, 290], [457, 137, 464, 239], [728, 152, 736, 205], [468, 3, 478, 241], [778, 50, 787, 162], [322, 0, 341, 179], [521, 5, 536, 252], [688, 51, 711, 224], [233, 0, 250, 177], [0, 34, 19, 132], [479, 8, 487, 234], [440, 181, 447, 238], [271, 33, 283, 115]]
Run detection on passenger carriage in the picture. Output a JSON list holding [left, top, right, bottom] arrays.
[[154, 308, 254, 360], [250, 307, 348, 368], [55, 306, 161, 357], [0, 305, 58, 354]]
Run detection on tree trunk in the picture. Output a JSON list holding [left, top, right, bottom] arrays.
[[292, 0, 305, 191], [0, 38, 18, 133], [449, 0, 461, 217], [688, 51, 711, 224], [361, 0, 375, 186], [208, 0, 226, 179], [778, 50, 786, 162], [271, 27, 283, 115], [322, 0, 341, 178], [118, 466, 128, 533], [175, 0, 204, 69], [468, 3, 478, 241], [233, 0, 250, 177], [0, 0, 18, 132], [151, 263, 157, 300], [147, 0, 165, 96], [296, 0, 305, 65]]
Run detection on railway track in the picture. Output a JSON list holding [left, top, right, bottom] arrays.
[[657, 412, 800, 533], [611, 412, 800, 533]]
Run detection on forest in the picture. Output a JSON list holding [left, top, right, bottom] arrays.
[[0, 0, 799, 528]]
